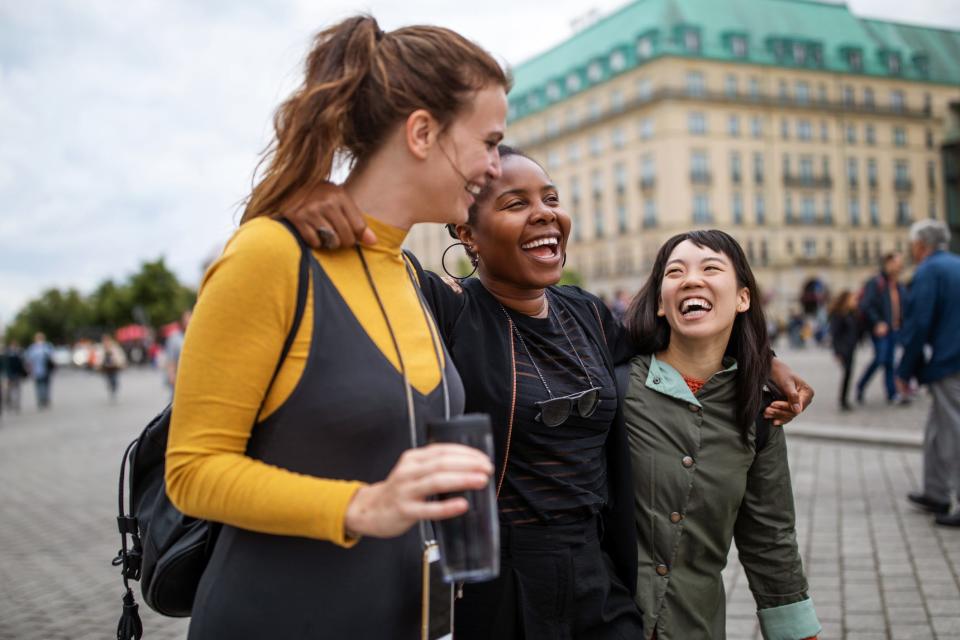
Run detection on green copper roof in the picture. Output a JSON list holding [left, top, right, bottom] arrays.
[[508, 0, 960, 120]]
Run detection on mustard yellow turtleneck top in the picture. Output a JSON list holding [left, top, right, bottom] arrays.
[[165, 216, 444, 547]]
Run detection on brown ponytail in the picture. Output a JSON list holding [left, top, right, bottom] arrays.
[[242, 15, 510, 223]]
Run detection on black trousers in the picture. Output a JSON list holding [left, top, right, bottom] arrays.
[[455, 516, 643, 640], [839, 351, 855, 407]]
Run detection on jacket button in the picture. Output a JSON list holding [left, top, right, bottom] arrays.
[[688, 404, 700, 412], [682, 456, 695, 468], [670, 512, 683, 523], [656, 564, 669, 576], [653, 377, 661, 384]]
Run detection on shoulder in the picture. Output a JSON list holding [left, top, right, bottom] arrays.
[[554, 284, 602, 307], [222, 217, 301, 264], [201, 218, 301, 292]]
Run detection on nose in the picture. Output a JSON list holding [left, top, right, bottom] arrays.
[[487, 148, 502, 181], [529, 196, 558, 225]]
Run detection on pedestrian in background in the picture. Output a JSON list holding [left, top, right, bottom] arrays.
[[856, 252, 906, 405], [24, 332, 55, 410], [96, 334, 127, 401], [163, 309, 191, 393], [896, 220, 960, 527], [2, 340, 26, 413], [829, 290, 860, 412]]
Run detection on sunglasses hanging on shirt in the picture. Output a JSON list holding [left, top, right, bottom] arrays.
[[498, 293, 601, 428]]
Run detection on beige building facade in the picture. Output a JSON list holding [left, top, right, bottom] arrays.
[[405, 0, 960, 320]]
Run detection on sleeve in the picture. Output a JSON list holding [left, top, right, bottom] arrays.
[[860, 279, 882, 328], [734, 425, 821, 640], [165, 219, 364, 547], [896, 269, 936, 381]]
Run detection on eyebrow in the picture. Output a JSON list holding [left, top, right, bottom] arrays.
[[496, 184, 558, 199], [665, 255, 728, 267]]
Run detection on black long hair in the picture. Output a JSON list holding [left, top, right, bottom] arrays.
[[624, 230, 772, 432]]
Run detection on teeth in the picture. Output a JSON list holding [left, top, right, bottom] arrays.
[[521, 237, 559, 250], [465, 183, 482, 196], [681, 298, 713, 312]]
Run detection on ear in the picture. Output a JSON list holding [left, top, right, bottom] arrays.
[[405, 108, 439, 160], [656, 297, 666, 317], [736, 287, 751, 313]]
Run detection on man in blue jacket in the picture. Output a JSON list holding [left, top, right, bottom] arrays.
[[896, 220, 960, 527], [856, 252, 907, 404]]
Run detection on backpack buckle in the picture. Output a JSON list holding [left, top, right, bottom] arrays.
[[117, 516, 139, 535]]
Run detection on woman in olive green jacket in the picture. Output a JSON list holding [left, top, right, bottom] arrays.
[[622, 230, 821, 640]]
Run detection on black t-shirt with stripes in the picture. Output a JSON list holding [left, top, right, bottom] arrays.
[[498, 296, 616, 525]]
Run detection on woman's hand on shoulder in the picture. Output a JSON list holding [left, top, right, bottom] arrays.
[[765, 357, 815, 426], [279, 182, 377, 250], [343, 443, 493, 539]]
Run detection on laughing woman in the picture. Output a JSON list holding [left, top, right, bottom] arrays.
[[623, 231, 821, 640]]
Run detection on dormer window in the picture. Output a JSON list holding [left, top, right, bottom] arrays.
[[683, 28, 701, 53], [566, 72, 582, 92], [846, 48, 863, 72], [609, 50, 626, 72], [731, 35, 747, 58], [771, 39, 786, 61], [637, 35, 654, 59], [913, 53, 930, 77], [587, 61, 603, 83], [811, 44, 824, 67], [526, 93, 540, 110], [546, 82, 561, 101], [792, 42, 806, 65], [886, 52, 901, 74]]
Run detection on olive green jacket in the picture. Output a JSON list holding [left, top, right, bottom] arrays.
[[624, 354, 820, 640]]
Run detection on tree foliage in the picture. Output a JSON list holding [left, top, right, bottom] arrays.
[[5, 258, 196, 345]]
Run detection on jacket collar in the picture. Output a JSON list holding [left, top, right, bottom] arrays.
[[645, 353, 738, 407]]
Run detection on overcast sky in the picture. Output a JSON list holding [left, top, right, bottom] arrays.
[[2, 0, 958, 330]]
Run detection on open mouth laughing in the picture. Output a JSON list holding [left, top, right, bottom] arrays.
[[679, 296, 713, 319], [520, 235, 561, 261]]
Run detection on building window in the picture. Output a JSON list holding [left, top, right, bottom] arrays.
[[547, 150, 561, 170], [891, 90, 905, 113], [609, 50, 627, 72], [594, 208, 605, 238], [614, 162, 627, 195], [589, 135, 603, 157], [567, 142, 580, 163], [799, 156, 813, 181], [843, 85, 855, 106], [818, 83, 828, 104], [546, 117, 559, 137], [587, 61, 603, 83], [760, 239, 769, 265], [820, 121, 829, 142], [733, 193, 744, 225], [824, 195, 833, 223], [781, 118, 790, 140], [639, 117, 654, 140], [687, 71, 705, 97], [684, 29, 701, 53], [869, 198, 880, 227], [617, 204, 628, 233], [849, 197, 861, 226], [754, 152, 764, 184], [887, 53, 902, 75], [797, 120, 812, 141], [785, 194, 794, 222], [801, 196, 815, 223], [591, 169, 604, 199], [867, 158, 877, 188], [847, 49, 863, 72], [641, 153, 656, 185], [783, 153, 791, 179], [588, 99, 601, 121], [693, 194, 711, 223], [644, 199, 657, 227], [688, 112, 707, 135], [896, 200, 911, 226], [895, 160, 910, 187], [566, 72, 582, 92], [755, 194, 766, 225], [924, 92, 932, 114], [846, 124, 857, 144], [893, 126, 906, 147], [749, 77, 760, 100], [865, 124, 876, 146], [637, 35, 654, 59], [691, 150, 710, 181], [725, 74, 738, 98], [636, 78, 653, 102], [731, 35, 747, 58], [611, 89, 625, 112], [793, 42, 807, 65], [751, 116, 763, 139], [570, 176, 581, 206], [926, 129, 934, 149], [731, 151, 742, 184], [565, 107, 579, 129], [728, 115, 741, 137], [928, 160, 937, 189], [795, 81, 810, 104], [864, 87, 875, 109], [611, 126, 626, 149], [929, 199, 937, 219], [778, 79, 789, 102], [847, 158, 858, 187], [803, 238, 816, 258]]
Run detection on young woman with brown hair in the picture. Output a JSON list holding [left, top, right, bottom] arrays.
[[164, 15, 510, 638]]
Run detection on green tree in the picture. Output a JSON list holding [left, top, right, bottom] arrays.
[[126, 258, 196, 327], [89, 279, 133, 330], [558, 268, 584, 287], [6, 288, 92, 344]]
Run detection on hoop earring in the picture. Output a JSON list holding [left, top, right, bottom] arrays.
[[562, 252, 567, 268], [441, 242, 478, 280]]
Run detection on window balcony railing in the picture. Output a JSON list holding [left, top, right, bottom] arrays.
[[639, 176, 656, 190], [783, 174, 833, 189], [894, 178, 913, 192], [690, 171, 712, 185]]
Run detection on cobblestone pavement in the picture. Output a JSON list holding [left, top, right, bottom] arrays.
[[0, 350, 957, 640]]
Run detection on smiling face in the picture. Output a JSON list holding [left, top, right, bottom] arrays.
[[428, 84, 508, 224], [459, 153, 572, 290], [657, 240, 750, 343]]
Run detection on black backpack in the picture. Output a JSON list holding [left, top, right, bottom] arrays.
[[113, 220, 310, 639]]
